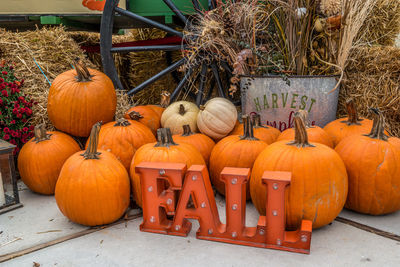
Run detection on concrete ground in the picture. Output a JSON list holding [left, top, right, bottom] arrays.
[[1, 184, 400, 267]]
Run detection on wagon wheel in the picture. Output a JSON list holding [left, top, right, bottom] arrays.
[[100, 0, 238, 106]]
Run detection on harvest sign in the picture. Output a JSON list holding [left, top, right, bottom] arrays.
[[136, 162, 312, 254], [241, 76, 339, 131]]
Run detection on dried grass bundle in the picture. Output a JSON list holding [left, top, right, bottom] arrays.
[[357, 0, 400, 46], [339, 46, 400, 137], [0, 27, 93, 130]]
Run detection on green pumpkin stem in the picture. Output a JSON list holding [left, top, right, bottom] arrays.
[[114, 118, 131, 127], [81, 122, 102, 160], [33, 124, 52, 143], [366, 108, 388, 141], [288, 112, 315, 148], [74, 58, 92, 82], [155, 128, 178, 147], [128, 111, 143, 121], [240, 115, 259, 141], [342, 98, 363, 125], [181, 125, 195, 136]]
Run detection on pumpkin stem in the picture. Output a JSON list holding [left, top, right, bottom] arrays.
[[287, 112, 315, 148], [155, 128, 178, 147], [366, 108, 388, 141], [74, 57, 92, 82], [128, 111, 143, 121], [179, 104, 186, 115], [114, 118, 131, 127], [160, 90, 171, 108], [240, 115, 259, 141], [181, 125, 195, 136], [33, 124, 52, 143], [81, 122, 102, 160], [199, 105, 205, 111], [298, 109, 313, 128], [342, 98, 363, 125], [251, 113, 270, 129]]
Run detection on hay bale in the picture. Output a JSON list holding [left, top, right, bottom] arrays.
[[339, 46, 400, 137], [0, 26, 132, 130], [127, 29, 178, 105], [358, 0, 400, 46]]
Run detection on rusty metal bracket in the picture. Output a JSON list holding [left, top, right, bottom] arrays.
[[135, 162, 312, 254]]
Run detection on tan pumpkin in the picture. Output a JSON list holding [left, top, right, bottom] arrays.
[[197, 97, 238, 140], [324, 98, 373, 146], [250, 111, 348, 229], [130, 128, 205, 206], [210, 115, 268, 199], [161, 101, 199, 134], [172, 124, 215, 165], [277, 110, 334, 148], [231, 113, 280, 144], [335, 108, 400, 215], [86, 118, 156, 170], [47, 58, 116, 137], [18, 124, 80, 195], [55, 123, 130, 226]]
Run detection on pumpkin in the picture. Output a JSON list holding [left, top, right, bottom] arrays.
[[335, 108, 400, 215], [324, 98, 373, 146], [124, 106, 160, 135], [82, 0, 106, 11], [161, 101, 199, 134], [87, 118, 156, 170], [197, 97, 238, 140], [277, 110, 334, 148], [55, 122, 130, 226], [130, 128, 205, 207], [250, 112, 348, 229], [17, 124, 80, 195], [210, 115, 268, 199], [147, 90, 171, 119], [231, 113, 280, 144], [173, 124, 215, 165], [47, 58, 116, 137]]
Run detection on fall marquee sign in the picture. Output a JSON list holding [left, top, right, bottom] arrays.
[[136, 162, 312, 254]]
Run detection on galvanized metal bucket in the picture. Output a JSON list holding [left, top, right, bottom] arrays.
[[240, 76, 340, 131]]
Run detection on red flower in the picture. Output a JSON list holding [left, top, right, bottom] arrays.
[[0, 78, 3, 83], [11, 131, 18, 138], [3, 127, 10, 133], [10, 120, 15, 125], [29, 125, 34, 131], [1, 90, 8, 97], [2, 71, 8, 75], [26, 108, 32, 116], [21, 138, 27, 143], [18, 96, 24, 102], [22, 119, 27, 123], [0, 99, 3, 105], [22, 127, 28, 132], [14, 103, 20, 109], [15, 88, 20, 93], [9, 139, 16, 145], [3, 134, 10, 140], [17, 113, 22, 119]]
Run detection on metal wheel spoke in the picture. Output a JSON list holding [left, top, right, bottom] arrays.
[[127, 58, 186, 95], [115, 7, 183, 37], [163, 0, 191, 27], [111, 45, 184, 53], [196, 63, 208, 106], [191, 0, 204, 14], [210, 62, 226, 98], [170, 67, 194, 101]]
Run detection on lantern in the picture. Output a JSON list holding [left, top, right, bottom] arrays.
[[0, 139, 22, 214]]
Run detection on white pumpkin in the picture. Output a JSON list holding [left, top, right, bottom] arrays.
[[161, 101, 199, 134], [197, 98, 238, 140]]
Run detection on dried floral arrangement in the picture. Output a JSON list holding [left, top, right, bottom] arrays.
[[183, 0, 379, 94]]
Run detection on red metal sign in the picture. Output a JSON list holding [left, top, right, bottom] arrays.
[[136, 162, 312, 254]]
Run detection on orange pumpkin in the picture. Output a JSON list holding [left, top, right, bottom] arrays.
[[250, 112, 348, 229], [210, 115, 268, 199], [324, 98, 373, 146], [18, 124, 80, 195], [87, 118, 156, 170], [82, 0, 106, 11], [277, 110, 334, 148], [335, 108, 400, 215], [173, 124, 215, 165], [55, 122, 130, 226], [130, 128, 205, 206], [124, 106, 160, 135], [47, 58, 116, 137]]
